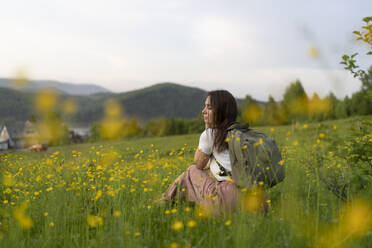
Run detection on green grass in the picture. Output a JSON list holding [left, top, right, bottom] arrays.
[[0, 116, 371, 248]]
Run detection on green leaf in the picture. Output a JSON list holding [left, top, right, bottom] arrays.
[[367, 51, 372, 55], [362, 16, 372, 23]]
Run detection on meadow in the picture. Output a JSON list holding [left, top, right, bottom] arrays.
[[0, 117, 371, 248]]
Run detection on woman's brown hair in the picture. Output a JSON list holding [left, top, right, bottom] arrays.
[[207, 90, 238, 152]]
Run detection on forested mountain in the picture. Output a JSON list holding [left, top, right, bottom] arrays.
[[0, 78, 110, 96], [0, 82, 245, 126]]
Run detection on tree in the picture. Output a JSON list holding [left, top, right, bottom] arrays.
[[323, 92, 339, 120], [281, 79, 309, 123], [262, 95, 286, 125]]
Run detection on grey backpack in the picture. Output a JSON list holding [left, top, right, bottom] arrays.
[[226, 123, 285, 189]]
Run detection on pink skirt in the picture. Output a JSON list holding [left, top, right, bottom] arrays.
[[165, 165, 239, 214]]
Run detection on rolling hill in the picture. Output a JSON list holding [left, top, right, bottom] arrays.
[[0, 82, 248, 126], [0, 78, 111, 96]]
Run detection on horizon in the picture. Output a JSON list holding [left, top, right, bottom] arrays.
[[0, 77, 361, 102], [1, 0, 371, 101]]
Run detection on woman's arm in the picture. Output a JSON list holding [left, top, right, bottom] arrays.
[[194, 148, 210, 170]]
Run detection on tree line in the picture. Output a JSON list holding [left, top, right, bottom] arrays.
[[89, 65, 371, 141], [239, 66, 371, 126]]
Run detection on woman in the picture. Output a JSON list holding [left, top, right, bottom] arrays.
[[163, 90, 240, 214]]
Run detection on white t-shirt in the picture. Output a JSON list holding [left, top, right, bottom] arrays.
[[197, 128, 231, 181]]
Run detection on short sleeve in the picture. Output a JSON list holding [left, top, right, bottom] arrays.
[[197, 129, 213, 155]]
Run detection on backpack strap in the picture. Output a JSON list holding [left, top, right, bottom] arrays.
[[213, 155, 232, 177]]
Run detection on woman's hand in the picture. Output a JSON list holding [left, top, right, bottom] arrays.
[[203, 158, 211, 170]]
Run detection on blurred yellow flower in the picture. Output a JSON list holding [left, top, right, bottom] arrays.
[[87, 215, 103, 228], [195, 203, 212, 219], [186, 220, 196, 228], [240, 188, 264, 213], [3, 174, 15, 186], [62, 98, 78, 115], [13, 202, 33, 229], [34, 89, 58, 113], [340, 199, 372, 237], [93, 190, 103, 201], [12, 67, 29, 88], [172, 221, 184, 231], [169, 242, 178, 248], [243, 105, 262, 125], [307, 45, 319, 58]]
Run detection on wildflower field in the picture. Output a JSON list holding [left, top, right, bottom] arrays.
[[1, 117, 371, 248]]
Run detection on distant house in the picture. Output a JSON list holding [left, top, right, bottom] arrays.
[[0, 121, 39, 150], [69, 127, 90, 143]]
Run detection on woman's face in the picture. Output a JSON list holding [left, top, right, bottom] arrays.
[[202, 96, 214, 127]]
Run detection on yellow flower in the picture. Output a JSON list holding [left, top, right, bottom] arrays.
[[169, 242, 178, 248], [34, 89, 58, 113], [172, 221, 184, 231], [195, 204, 212, 219], [3, 174, 14, 186], [13, 203, 33, 229], [49, 222, 54, 227], [340, 199, 372, 236], [186, 220, 196, 228], [44, 212, 48, 217], [225, 220, 231, 226], [61, 98, 78, 115], [225, 138, 230, 143], [319, 133, 325, 138], [93, 190, 103, 201], [240, 188, 264, 213], [113, 211, 121, 217], [87, 215, 103, 228], [307, 45, 319, 58]]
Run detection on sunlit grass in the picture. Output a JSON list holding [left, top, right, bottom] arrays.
[[0, 117, 371, 247]]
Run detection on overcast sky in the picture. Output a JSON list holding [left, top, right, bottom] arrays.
[[0, 0, 371, 101]]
